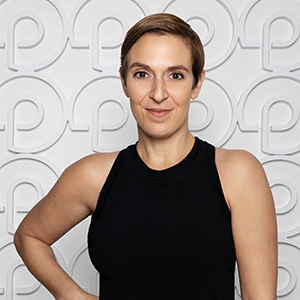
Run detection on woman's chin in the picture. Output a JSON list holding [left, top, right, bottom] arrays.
[[138, 124, 187, 141]]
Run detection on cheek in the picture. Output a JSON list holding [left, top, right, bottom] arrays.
[[127, 80, 140, 94], [169, 87, 193, 106], [127, 84, 149, 105], [129, 97, 142, 117], [129, 102, 145, 125]]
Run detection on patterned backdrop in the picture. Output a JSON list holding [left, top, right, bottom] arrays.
[[0, 0, 300, 299]]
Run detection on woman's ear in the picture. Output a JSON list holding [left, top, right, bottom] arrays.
[[119, 68, 129, 97], [191, 70, 205, 100]]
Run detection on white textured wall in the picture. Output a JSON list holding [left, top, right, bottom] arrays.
[[0, 0, 300, 299]]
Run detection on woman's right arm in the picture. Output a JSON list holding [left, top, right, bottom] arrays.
[[14, 152, 118, 300]]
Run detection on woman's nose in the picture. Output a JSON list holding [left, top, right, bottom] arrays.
[[149, 78, 168, 103]]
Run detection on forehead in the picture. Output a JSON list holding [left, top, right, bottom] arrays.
[[127, 33, 192, 68]]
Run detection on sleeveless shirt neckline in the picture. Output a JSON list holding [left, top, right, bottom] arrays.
[[127, 137, 203, 182]]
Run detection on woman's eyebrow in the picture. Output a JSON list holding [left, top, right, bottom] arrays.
[[129, 62, 150, 70], [129, 62, 190, 73], [167, 65, 190, 73]]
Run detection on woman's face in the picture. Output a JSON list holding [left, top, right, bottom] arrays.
[[121, 33, 204, 140]]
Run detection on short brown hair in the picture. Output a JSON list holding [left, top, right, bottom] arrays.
[[120, 13, 205, 87]]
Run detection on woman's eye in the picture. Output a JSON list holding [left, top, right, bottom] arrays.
[[170, 73, 184, 80], [134, 71, 148, 78]]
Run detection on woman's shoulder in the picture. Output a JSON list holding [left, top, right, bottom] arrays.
[[215, 147, 261, 170], [71, 151, 119, 185], [66, 151, 120, 179], [74, 151, 120, 171], [215, 147, 265, 183], [214, 147, 269, 210], [59, 151, 120, 212]]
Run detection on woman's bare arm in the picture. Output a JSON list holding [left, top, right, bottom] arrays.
[[14, 152, 118, 300], [216, 149, 278, 300]]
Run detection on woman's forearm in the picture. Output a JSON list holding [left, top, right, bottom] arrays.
[[14, 231, 85, 300]]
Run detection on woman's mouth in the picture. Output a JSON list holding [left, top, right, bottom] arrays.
[[146, 108, 172, 118]]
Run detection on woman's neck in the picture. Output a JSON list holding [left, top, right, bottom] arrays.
[[136, 132, 195, 170]]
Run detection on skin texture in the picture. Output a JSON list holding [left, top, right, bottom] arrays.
[[14, 33, 277, 300]]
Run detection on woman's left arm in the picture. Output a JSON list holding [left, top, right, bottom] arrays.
[[216, 149, 278, 300]]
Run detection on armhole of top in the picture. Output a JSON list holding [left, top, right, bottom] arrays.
[[90, 149, 125, 223], [202, 141, 231, 223]]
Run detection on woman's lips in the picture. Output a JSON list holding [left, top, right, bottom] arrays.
[[146, 108, 172, 118]]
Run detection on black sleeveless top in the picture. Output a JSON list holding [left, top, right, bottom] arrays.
[[88, 138, 236, 299]]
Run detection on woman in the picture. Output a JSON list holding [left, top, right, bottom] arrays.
[[14, 13, 277, 300]]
